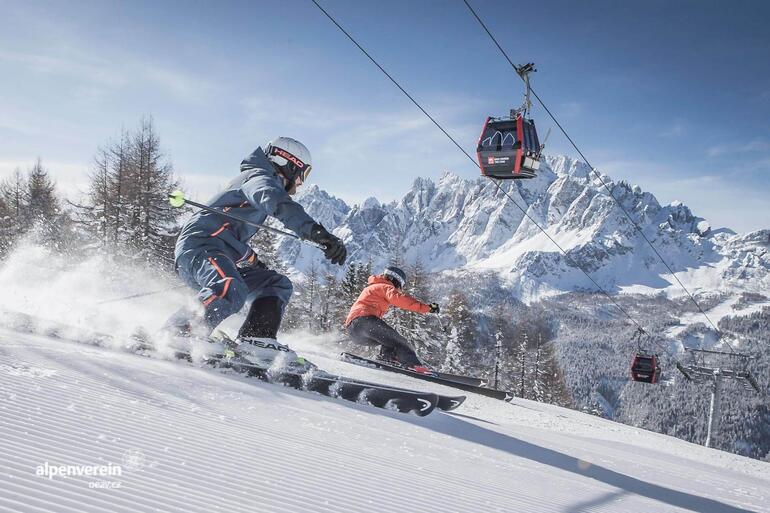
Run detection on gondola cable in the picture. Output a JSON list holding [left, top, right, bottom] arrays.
[[461, 0, 735, 353], [310, 0, 648, 336]]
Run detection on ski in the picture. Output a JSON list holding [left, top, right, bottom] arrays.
[[316, 372, 467, 412], [431, 371, 487, 388], [174, 350, 441, 416], [340, 351, 485, 387], [206, 351, 464, 412], [341, 352, 513, 402], [296, 373, 439, 416], [218, 358, 438, 416], [1, 311, 441, 416], [343, 376, 465, 412]]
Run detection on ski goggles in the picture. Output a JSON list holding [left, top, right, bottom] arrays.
[[295, 163, 312, 183], [269, 146, 312, 183]]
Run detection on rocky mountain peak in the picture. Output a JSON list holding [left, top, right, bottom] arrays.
[[279, 155, 767, 302]]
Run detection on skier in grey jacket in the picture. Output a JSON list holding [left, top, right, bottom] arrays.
[[169, 137, 346, 368]]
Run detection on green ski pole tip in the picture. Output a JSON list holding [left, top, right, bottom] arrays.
[[169, 190, 186, 208]]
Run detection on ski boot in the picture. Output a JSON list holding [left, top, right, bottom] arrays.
[[234, 337, 316, 374], [377, 346, 398, 364], [231, 296, 316, 374], [407, 364, 434, 375], [378, 347, 433, 375]]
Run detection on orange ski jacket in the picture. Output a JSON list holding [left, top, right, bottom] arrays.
[[344, 275, 431, 326]]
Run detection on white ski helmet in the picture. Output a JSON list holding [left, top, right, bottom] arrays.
[[265, 137, 313, 184]]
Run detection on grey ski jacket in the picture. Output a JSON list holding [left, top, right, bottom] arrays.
[[174, 147, 317, 266]]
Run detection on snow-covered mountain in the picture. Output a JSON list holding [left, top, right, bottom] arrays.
[[283, 155, 770, 303]]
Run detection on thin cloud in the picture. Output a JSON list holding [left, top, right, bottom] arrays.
[[0, 49, 123, 87], [707, 138, 770, 157], [0, 48, 214, 102], [0, 109, 41, 137], [559, 101, 583, 117], [661, 120, 686, 138], [599, 158, 769, 232], [239, 91, 483, 204], [653, 177, 770, 233], [139, 63, 214, 101], [241, 93, 480, 156]]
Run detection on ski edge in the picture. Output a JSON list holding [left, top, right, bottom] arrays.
[[341, 352, 513, 402]]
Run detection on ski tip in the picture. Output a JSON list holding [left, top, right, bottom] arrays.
[[438, 395, 467, 412], [411, 393, 439, 416], [415, 396, 436, 415]]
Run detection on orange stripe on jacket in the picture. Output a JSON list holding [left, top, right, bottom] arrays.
[[221, 277, 232, 298], [222, 201, 247, 213], [344, 275, 430, 326], [208, 257, 227, 279], [210, 223, 230, 237], [202, 257, 234, 307]]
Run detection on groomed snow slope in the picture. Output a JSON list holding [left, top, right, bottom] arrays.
[[1, 329, 768, 513]]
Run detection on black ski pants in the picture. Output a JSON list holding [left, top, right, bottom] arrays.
[[346, 316, 421, 367]]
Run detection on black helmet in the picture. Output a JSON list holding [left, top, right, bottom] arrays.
[[382, 266, 406, 288]]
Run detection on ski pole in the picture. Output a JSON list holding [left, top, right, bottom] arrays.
[[97, 285, 188, 304], [168, 190, 325, 250], [435, 313, 446, 331]]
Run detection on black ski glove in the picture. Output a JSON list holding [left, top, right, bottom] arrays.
[[309, 223, 347, 265], [429, 303, 440, 314]]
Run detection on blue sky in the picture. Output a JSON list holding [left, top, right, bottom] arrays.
[[1, 0, 769, 232]]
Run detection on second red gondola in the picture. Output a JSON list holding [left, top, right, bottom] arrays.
[[631, 353, 661, 384]]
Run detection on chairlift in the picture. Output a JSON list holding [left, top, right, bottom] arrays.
[[477, 63, 543, 180], [677, 347, 761, 393]]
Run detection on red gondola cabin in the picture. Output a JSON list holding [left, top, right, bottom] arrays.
[[631, 353, 661, 384], [477, 113, 542, 180]]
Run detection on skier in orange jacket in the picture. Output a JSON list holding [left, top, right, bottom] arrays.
[[344, 266, 440, 369]]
